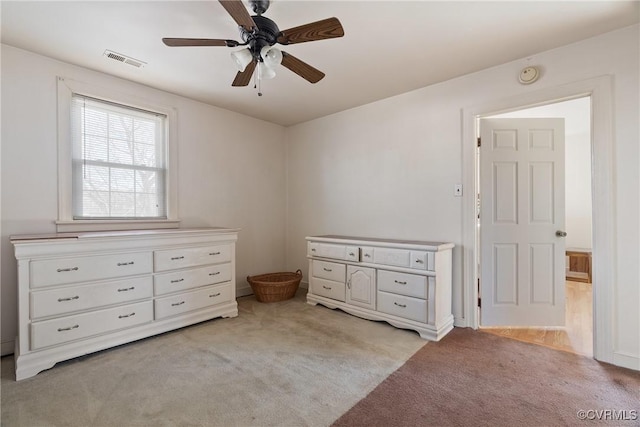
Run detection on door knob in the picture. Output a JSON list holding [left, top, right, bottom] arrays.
[[556, 230, 567, 237]]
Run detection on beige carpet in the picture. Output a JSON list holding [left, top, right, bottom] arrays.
[[1, 291, 426, 426]]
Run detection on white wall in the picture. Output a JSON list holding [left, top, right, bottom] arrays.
[[1, 25, 638, 370], [0, 45, 287, 354], [285, 25, 639, 369], [491, 97, 593, 249]]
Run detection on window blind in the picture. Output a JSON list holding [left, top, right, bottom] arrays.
[[71, 94, 167, 219]]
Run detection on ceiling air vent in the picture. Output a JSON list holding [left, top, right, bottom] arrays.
[[103, 50, 146, 68]]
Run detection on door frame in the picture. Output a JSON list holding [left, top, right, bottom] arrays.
[[461, 76, 615, 364]]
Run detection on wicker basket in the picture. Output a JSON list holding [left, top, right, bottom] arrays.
[[247, 269, 303, 303]]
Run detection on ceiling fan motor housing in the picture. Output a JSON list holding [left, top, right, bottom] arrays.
[[240, 15, 280, 60]]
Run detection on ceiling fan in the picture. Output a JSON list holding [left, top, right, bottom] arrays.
[[162, 0, 344, 88]]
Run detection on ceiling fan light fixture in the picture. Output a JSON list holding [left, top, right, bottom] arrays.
[[231, 48, 253, 72], [260, 45, 283, 68], [258, 61, 276, 80]]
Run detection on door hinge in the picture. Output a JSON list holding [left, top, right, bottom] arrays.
[[477, 137, 481, 147], [477, 278, 481, 308]]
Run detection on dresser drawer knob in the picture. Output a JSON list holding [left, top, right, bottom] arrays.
[[394, 280, 407, 285], [323, 268, 332, 272], [393, 302, 407, 308], [209, 251, 221, 256], [322, 285, 332, 290], [57, 296, 79, 302], [209, 292, 221, 298], [56, 267, 79, 273], [118, 312, 136, 319], [170, 278, 184, 283], [171, 301, 185, 307], [117, 261, 135, 266], [57, 324, 79, 332], [348, 252, 355, 256], [414, 259, 424, 264], [209, 272, 220, 276], [311, 248, 316, 252], [364, 254, 371, 258], [117, 287, 135, 292], [171, 256, 185, 260]]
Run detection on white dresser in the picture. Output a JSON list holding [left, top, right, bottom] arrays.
[[11, 228, 239, 380], [306, 235, 454, 341]]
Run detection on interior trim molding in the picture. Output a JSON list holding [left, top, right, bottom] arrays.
[[461, 75, 616, 365], [613, 351, 640, 371]]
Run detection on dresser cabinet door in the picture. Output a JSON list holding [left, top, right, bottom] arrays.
[[346, 266, 376, 310]]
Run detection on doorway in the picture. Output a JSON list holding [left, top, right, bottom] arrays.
[[478, 97, 593, 357]]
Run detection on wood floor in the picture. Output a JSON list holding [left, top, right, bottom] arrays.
[[481, 281, 593, 357]]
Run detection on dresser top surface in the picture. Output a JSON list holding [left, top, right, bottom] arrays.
[[307, 235, 453, 249], [11, 227, 240, 243]]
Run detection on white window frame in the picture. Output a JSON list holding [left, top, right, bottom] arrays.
[[57, 77, 179, 232]]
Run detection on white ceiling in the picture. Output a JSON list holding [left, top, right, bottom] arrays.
[[2, 1, 638, 126]]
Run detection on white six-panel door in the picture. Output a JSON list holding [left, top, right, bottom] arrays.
[[480, 118, 566, 326]]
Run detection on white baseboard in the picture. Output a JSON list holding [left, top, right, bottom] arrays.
[[236, 285, 253, 297], [237, 281, 307, 298], [453, 316, 468, 327], [2, 340, 15, 356], [613, 351, 640, 371]]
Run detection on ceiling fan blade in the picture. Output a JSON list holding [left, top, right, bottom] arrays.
[[219, 0, 257, 31], [281, 52, 325, 84], [162, 38, 239, 47], [232, 60, 257, 86], [277, 17, 344, 45]]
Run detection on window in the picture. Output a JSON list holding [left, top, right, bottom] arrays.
[[57, 77, 178, 232], [71, 95, 167, 219]]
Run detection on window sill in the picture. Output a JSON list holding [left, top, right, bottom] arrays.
[[56, 219, 181, 233]]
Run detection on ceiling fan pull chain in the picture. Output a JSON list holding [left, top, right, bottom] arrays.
[[257, 62, 263, 96]]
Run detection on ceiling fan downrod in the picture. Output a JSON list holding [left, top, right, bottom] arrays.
[[249, 0, 270, 15]]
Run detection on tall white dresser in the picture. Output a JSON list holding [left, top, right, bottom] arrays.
[[306, 235, 454, 341], [11, 227, 239, 380]]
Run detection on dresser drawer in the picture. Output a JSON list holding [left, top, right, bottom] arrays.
[[410, 251, 434, 271], [310, 278, 345, 302], [154, 245, 231, 272], [377, 291, 427, 323], [308, 243, 359, 261], [377, 270, 427, 299], [31, 276, 152, 319], [372, 248, 411, 268], [30, 252, 152, 289], [154, 283, 233, 320], [370, 248, 434, 271], [154, 263, 231, 296], [312, 260, 346, 283], [30, 300, 153, 350]]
